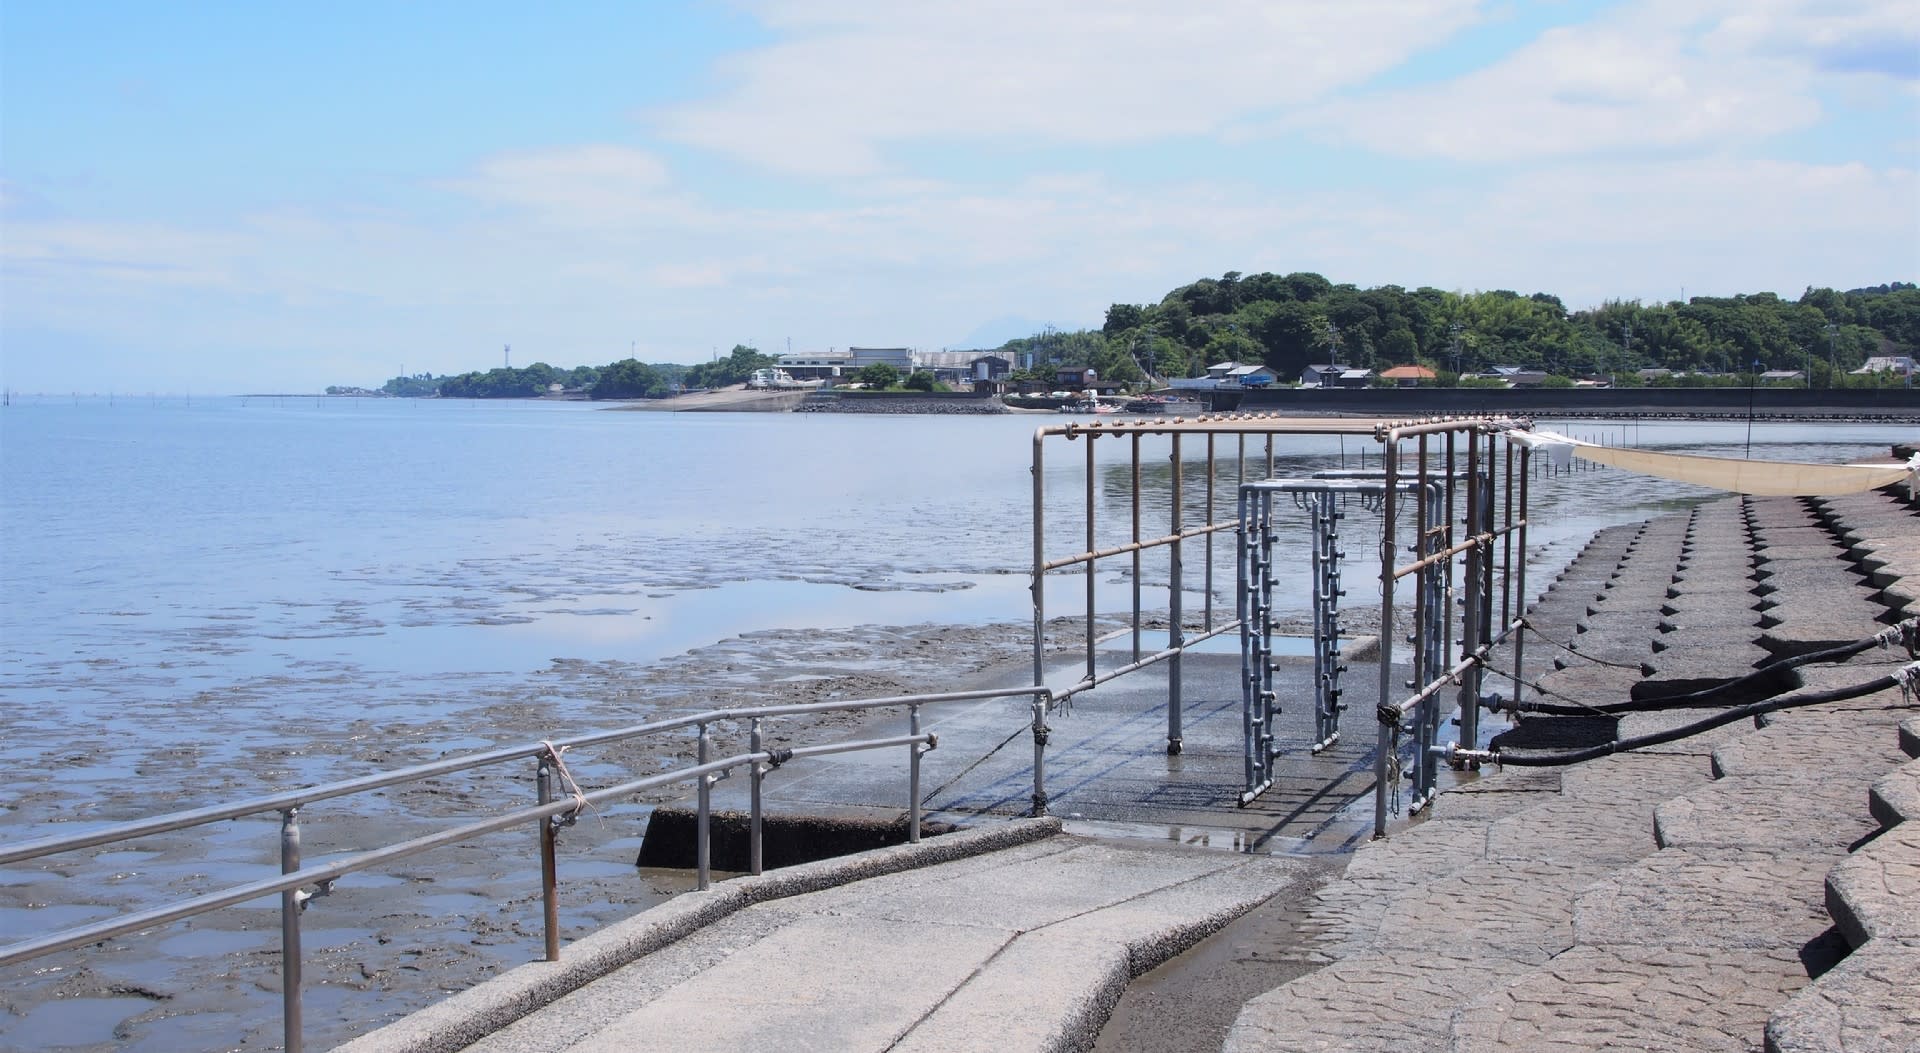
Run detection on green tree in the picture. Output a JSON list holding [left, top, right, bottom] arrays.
[[685, 345, 775, 389], [591, 359, 663, 399], [858, 363, 902, 389], [903, 369, 937, 391]]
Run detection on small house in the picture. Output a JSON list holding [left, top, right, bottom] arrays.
[[1299, 364, 1341, 387], [1203, 361, 1278, 387], [1378, 364, 1435, 388]]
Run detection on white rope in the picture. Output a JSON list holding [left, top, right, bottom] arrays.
[[540, 741, 591, 826]]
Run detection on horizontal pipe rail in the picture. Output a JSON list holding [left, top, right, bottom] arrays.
[[1375, 627, 1511, 725], [1, 729, 937, 969], [1048, 621, 1244, 706], [1042, 521, 1233, 572], [3, 686, 1045, 866]]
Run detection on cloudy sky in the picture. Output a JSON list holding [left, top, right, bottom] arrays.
[[2, 1, 1916, 393]]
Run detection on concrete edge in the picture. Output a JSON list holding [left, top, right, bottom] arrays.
[[335, 816, 1064, 1053]]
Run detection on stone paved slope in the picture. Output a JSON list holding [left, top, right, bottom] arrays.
[[1230, 487, 1920, 1053]]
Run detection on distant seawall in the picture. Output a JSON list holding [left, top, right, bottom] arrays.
[[1231, 386, 1920, 420], [797, 391, 1008, 414]]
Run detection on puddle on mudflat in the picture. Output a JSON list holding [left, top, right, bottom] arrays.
[[7, 996, 144, 1049]]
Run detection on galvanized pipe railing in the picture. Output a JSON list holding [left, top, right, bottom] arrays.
[[1, 683, 1046, 1053], [1369, 418, 1535, 837], [1029, 415, 1528, 825]]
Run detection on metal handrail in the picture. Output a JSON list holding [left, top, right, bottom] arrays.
[[1, 684, 1043, 866], [0, 683, 1048, 1053]]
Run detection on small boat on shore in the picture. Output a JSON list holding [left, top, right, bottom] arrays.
[[1123, 394, 1204, 415]]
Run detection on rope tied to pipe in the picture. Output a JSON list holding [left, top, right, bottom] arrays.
[[1517, 616, 1646, 671], [539, 740, 591, 829], [1874, 619, 1920, 659]]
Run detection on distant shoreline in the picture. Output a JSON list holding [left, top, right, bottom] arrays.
[[215, 387, 1920, 423]]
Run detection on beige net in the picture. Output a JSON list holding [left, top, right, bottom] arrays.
[[1523, 430, 1919, 497]]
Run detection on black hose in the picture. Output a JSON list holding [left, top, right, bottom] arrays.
[[1510, 619, 1915, 717], [1492, 672, 1905, 766]]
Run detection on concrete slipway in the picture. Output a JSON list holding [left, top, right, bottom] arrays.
[[342, 487, 1920, 1053]]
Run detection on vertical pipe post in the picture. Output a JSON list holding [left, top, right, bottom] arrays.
[[1205, 434, 1217, 633], [1132, 433, 1142, 663], [1438, 431, 1453, 682], [1031, 695, 1049, 816], [1168, 431, 1185, 754], [537, 757, 560, 961], [749, 718, 765, 876], [1374, 436, 1399, 839], [1032, 430, 1047, 695], [279, 807, 304, 1053], [1459, 429, 1483, 750], [1502, 439, 1514, 632], [1515, 445, 1532, 696], [1238, 481, 1257, 793], [908, 705, 923, 843], [1483, 433, 1497, 644], [695, 722, 712, 891], [1413, 434, 1429, 699], [1086, 431, 1097, 685]]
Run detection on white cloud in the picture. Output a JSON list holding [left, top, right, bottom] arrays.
[[652, 0, 1486, 175], [1295, 0, 1917, 161], [443, 145, 690, 226]]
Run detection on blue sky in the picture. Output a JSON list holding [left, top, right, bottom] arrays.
[[3, 0, 1916, 393]]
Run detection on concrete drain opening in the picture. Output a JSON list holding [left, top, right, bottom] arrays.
[[636, 808, 958, 872]]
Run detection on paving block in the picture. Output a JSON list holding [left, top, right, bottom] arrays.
[[1575, 846, 1838, 950], [1556, 751, 1713, 804], [1653, 772, 1880, 852], [1485, 796, 1660, 866], [1226, 948, 1544, 1053], [1534, 666, 1642, 708], [1452, 944, 1812, 1053], [1764, 937, 1920, 1053], [1825, 822, 1920, 949], [1869, 759, 1920, 829], [1709, 712, 1913, 780]]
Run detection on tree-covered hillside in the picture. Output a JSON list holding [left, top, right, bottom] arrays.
[[1077, 274, 1916, 388], [358, 278, 1916, 397]]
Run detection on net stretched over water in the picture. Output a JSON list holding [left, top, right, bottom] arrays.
[[1517, 430, 1920, 497]]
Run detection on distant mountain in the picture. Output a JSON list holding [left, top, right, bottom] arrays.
[[949, 315, 1069, 351]]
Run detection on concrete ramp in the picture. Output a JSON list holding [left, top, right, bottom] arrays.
[[345, 825, 1313, 1053]]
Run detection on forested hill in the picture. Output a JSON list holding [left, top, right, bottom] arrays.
[[348, 277, 1917, 398], [1032, 275, 1918, 388]]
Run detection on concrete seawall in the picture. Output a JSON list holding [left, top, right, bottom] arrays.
[[796, 391, 1008, 414], [1232, 385, 1920, 419]]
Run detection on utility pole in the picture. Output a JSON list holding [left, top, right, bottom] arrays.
[[504, 345, 511, 369], [1448, 322, 1463, 376], [1619, 323, 1631, 388], [1824, 323, 1839, 388]]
